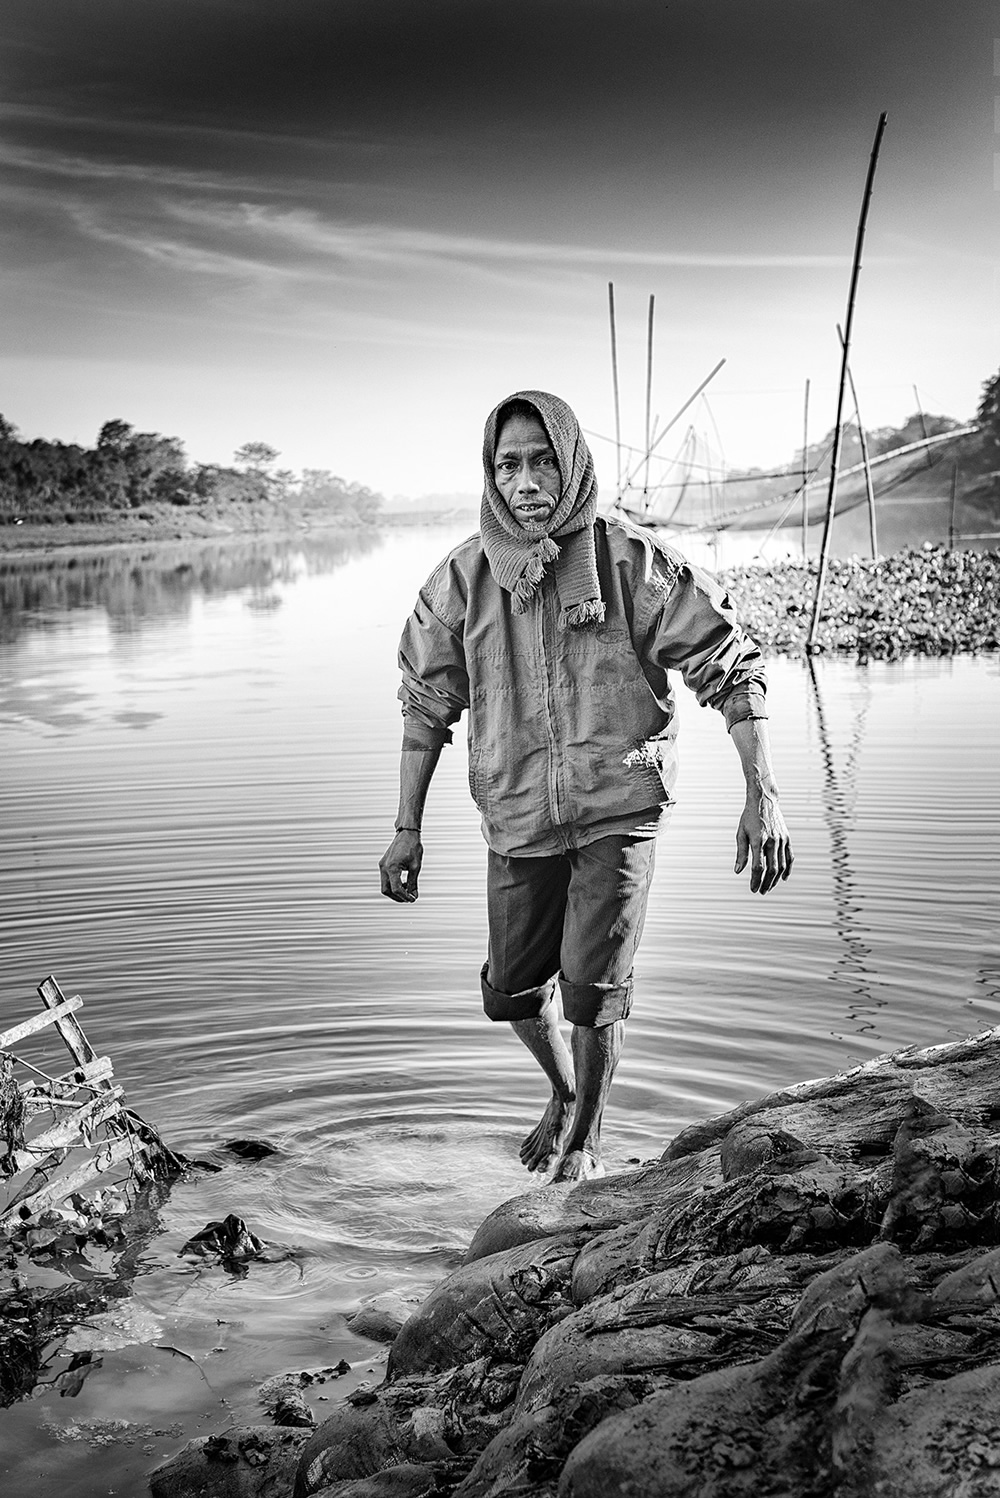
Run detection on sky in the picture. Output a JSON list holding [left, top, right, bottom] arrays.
[[0, 0, 997, 500]]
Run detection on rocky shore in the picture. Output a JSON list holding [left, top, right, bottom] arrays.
[[151, 1025, 1000, 1498]]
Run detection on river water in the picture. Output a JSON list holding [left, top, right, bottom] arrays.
[[1, 524, 998, 1495]]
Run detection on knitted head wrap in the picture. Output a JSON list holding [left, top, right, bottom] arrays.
[[480, 390, 605, 629]]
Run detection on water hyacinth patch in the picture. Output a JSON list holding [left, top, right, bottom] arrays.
[[719, 547, 1000, 660]]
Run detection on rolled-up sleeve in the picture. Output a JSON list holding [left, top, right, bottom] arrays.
[[645, 556, 767, 730], [397, 578, 470, 747]]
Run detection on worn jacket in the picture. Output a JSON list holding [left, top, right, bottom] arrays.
[[398, 512, 767, 856]]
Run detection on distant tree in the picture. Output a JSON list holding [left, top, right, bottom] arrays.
[[192, 464, 270, 504], [123, 432, 187, 505], [92, 425, 187, 507], [343, 479, 382, 520], [97, 418, 135, 452], [234, 441, 279, 471], [867, 412, 959, 459], [976, 368, 1000, 468], [300, 469, 349, 512], [269, 467, 295, 501], [0, 414, 20, 444], [300, 469, 383, 520]]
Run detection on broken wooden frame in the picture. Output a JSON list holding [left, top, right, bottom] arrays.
[[0, 975, 184, 1230]]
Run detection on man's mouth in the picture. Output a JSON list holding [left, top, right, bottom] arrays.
[[514, 501, 552, 521]]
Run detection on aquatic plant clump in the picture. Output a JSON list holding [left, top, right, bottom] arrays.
[[719, 546, 1000, 659]]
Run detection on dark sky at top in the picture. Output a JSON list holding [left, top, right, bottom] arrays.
[[0, 0, 995, 492]]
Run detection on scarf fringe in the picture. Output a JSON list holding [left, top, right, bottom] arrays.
[[511, 577, 533, 613], [560, 599, 606, 630], [511, 536, 562, 608], [524, 554, 545, 586]]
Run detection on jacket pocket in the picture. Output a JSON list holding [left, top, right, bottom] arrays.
[[622, 738, 676, 805]]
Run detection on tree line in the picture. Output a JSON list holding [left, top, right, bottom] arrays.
[[766, 365, 1000, 482], [0, 418, 384, 525]]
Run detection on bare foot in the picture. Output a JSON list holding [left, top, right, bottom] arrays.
[[520, 1093, 574, 1172], [550, 1148, 605, 1184]]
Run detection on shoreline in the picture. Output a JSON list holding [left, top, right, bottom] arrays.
[[2, 516, 997, 661], [150, 1024, 1000, 1498], [0, 504, 474, 561]]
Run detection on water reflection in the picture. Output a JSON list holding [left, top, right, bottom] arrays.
[[0, 528, 383, 644], [806, 657, 883, 1035]]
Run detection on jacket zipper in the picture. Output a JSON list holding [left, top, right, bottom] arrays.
[[537, 586, 563, 827]]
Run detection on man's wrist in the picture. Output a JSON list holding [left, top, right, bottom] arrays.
[[745, 780, 779, 800], [394, 823, 421, 834]]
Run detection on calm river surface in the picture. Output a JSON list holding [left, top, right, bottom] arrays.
[[1, 524, 998, 1495]]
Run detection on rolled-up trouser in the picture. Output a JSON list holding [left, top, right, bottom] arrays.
[[480, 834, 657, 1028]]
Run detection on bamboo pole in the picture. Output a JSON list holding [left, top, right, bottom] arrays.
[[620, 358, 726, 491], [642, 414, 660, 516], [608, 282, 623, 507], [801, 378, 810, 558], [807, 112, 888, 652], [643, 294, 655, 500], [837, 324, 878, 557], [913, 383, 933, 467], [948, 461, 959, 548]]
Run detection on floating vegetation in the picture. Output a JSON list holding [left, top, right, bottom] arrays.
[[719, 546, 1000, 659]]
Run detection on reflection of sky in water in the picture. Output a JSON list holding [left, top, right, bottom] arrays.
[[1, 527, 999, 1494], [0, 531, 388, 734]]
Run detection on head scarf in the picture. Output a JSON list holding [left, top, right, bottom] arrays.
[[480, 389, 605, 629]]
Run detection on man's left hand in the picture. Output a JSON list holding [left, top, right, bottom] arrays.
[[735, 789, 792, 895]]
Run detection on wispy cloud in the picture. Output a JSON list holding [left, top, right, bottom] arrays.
[[0, 140, 260, 195], [188, 204, 865, 272], [0, 101, 382, 157], [65, 204, 305, 283]]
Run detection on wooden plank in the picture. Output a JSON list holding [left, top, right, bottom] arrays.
[[4, 1088, 125, 1175], [38, 977, 105, 1082], [54, 1057, 114, 1089], [0, 1134, 145, 1226], [0, 996, 85, 1052]]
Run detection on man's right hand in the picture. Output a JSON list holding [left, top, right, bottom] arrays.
[[379, 830, 423, 903]]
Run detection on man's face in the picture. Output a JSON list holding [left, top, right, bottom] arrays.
[[493, 413, 561, 532]]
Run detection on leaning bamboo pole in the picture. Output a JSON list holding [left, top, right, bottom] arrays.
[[807, 112, 888, 652], [801, 378, 810, 558], [620, 358, 726, 492], [837, 324, 878, 557], [913, 383, 934, 468], [608, 282, 623, 507], [643, 294, 655, 500]]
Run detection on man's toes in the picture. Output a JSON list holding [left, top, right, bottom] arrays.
[[520, 1127, 542, 1163], [550, 1149, 604, 1184]]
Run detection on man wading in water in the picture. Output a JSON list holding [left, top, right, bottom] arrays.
[[380, 391, 792, 1183]]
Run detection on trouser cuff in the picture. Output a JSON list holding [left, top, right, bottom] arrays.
[[560, 974, 633, 1027], [480, 963, 557, 1022]]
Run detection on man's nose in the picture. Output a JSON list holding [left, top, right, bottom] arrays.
[[516, 461, 539, 493]]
